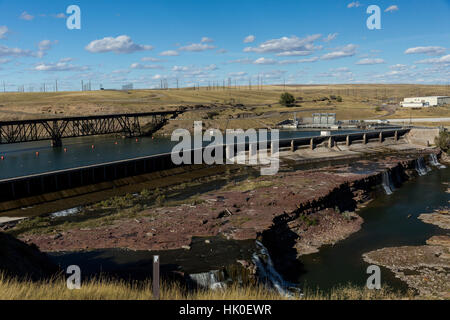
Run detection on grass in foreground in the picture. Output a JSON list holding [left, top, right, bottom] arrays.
[[0, 274, 414, 300]]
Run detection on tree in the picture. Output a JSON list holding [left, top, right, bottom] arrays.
[[279, 92, 295, 107], [435, 130, 450, 154]]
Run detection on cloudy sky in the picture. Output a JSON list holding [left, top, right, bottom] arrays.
[[0, 0, 449, 91]]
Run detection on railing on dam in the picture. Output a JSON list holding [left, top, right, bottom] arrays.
[[0, 129, 409, 203]]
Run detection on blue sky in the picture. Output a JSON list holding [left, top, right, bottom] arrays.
[[0, 0, 449, 91]]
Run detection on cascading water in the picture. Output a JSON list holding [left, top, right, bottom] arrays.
[[381, 171, 395, 195], [429, 154, 446, 169], [415, 157, 431, 176], [189, 270, 226, 290], [252, 241, 299, 297]]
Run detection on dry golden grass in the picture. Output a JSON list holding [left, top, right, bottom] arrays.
[[0, 273, 413, 300], [0, 84, 448, 131]]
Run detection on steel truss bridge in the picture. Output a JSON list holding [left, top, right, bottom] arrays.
[[0, 111, 182, 147]]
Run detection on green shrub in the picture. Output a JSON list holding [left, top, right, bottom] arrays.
[[279, 92, 296, 107], [435, 130, 450, 154]]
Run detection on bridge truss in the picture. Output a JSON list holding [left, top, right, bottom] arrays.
[[0, 111, 181, 146]]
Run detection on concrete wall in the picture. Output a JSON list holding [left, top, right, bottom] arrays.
[[405, 128, 440, 147], [0, 129, 409, 204]]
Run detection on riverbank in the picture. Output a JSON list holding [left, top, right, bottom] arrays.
[[363, 206, 450, 299], [8, 149, 436, 258]]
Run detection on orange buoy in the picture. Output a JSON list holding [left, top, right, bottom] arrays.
[[152, 136, 154, 140], [91, 144, 95, 149], [114, 141, 118, 145], [135, 138, 139, 142], [64, 148, 67, 152], [35, 151, 39, 157], [0, 155, 4, 160]]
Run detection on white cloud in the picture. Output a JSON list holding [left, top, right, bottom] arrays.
[[229, 71, 248, 77], [216, 48, 227, 54], [204, 64, 218, 71], [34, 59, 89, 72], [416, 54, 450, 64], [253, 57, 278, 65], [52, 13, 66, 19], [385, 5, 399, 12], [85, 35, 153, 54], [153, 74, 162, 80], [38, 40, 58, 51], [160, 50, 179, 56], [172, 64, 218, 72], [20, 11, 34, 21], [244, 34, 321, 54], [179, 43, 216, 52], [404, 46, 446, 56], [172, 65, 190, 72], [347, 2, 361, 8], [356, 58, 385, 65], [130, 63, 164, 70], [141, 57, 163, 62], [111, 69, 130, 74], [321, 44, 357, 60], [279, 57, 319, 64], [323, 33, 338, 42], [243, 35, 255, 43], [276, 50, 316, 57], [227, 58, 253, 64], [389, 64, 408, 70], [0, 45, 35, 57], [36, 40, 58, 58], [0, 26, 9, 39], [259, 70, 287, 80], [201, 37, 214, 43]]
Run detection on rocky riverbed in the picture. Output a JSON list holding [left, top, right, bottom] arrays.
[[15, 152, 430, 259], [363, 207, 450, 299]]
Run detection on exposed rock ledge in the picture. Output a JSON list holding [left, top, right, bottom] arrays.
[[363, 208, 450, 299], [363, 238, 450, 299]]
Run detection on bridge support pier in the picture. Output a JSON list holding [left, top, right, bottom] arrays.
[[394, 130, 398, 141], [310, 138, 315, 150], [290, 140, 296, 152], [363, 134, 367, 144], [328, 137, 334, 148], [51, 138, 62, 147], [379, 132, 383, 143], [346, 135, 351, 146]]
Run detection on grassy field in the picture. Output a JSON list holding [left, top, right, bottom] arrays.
[[0, 273, 413, 300], [0, 84, 449, 132]]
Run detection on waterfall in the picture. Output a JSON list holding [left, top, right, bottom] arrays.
[[252, 241, 298, 297], [189, 270, 226, 290], [415, 157, 431, 176], [381, 171, 395, 195], [429, 154, 446, 169]]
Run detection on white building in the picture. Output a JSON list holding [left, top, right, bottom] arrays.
[[400, 96, 450, 108]]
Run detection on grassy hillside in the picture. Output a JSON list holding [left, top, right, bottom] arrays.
[[0, 84, 449, 131]]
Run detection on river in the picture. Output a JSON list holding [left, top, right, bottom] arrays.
[[298, 165, 449, 292], [0, 129, 362, 179]]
